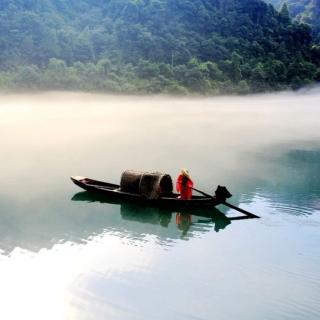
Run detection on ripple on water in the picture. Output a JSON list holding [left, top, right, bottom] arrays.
[[249, 190, 320, 217], [268, 202, 316, 216]]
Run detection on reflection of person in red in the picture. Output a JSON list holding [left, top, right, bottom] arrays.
[[176, 212, 192, 237], [176, 169, 194, 200]]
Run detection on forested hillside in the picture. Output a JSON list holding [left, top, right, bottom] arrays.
[[0, 0, 319, 94], [267, 0, 310, 17], [267, 0, 320, 41]]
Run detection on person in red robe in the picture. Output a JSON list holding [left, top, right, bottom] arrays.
[[176, 169, 194, 200]]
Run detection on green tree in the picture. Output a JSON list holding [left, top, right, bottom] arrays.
[[279, 3, 291, 24]]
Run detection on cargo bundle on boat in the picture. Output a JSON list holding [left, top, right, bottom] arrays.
[[120, 170, 173, 199]]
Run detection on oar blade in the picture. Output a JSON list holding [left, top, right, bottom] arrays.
[[223, 201, 260, 218]]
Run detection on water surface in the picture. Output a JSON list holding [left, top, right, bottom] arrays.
[[0, 91, 319, 320]]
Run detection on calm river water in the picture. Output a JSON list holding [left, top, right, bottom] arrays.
[[0, 91, 319, 320]]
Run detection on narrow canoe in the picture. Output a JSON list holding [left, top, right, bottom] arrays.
[[70, 176, 222, 209]]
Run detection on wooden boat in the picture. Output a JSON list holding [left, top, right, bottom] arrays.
[[70, 176, 222, 209]]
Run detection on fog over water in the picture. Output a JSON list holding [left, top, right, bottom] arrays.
[[0, 90, 319, 320], [1, 90, 320, 182]]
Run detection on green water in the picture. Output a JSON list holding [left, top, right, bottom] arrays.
[[0, 92, 319, 320]]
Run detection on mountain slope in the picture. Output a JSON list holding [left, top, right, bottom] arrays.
[[0, 0, 319, 94], [267, 0, 320, 41]]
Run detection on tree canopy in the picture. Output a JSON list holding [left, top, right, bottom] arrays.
[[0, 0, 319, 94], [267, 0, 320, 42]]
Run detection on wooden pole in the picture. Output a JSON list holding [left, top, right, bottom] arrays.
[[190, 186, 260, 218]]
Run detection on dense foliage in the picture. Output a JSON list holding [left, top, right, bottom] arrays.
[[267, 0, 320, 42], [0, 0, 319, 94]]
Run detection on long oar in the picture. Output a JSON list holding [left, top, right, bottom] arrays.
[[190, 186, 260, 219]]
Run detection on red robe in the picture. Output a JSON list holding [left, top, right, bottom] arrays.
[[176, 174, 194, 200]]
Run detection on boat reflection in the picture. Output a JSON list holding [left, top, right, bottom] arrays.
[[72, 191, 255, 239]]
